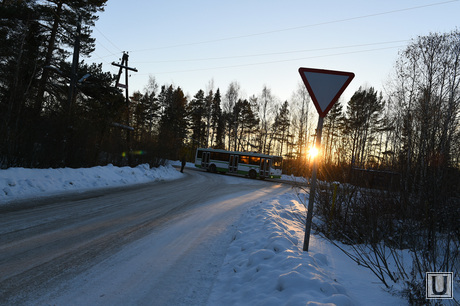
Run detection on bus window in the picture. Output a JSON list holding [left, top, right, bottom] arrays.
[[249, 156, 260, 165], [210, 152, 229, 161], [239, 155, 249, 164]]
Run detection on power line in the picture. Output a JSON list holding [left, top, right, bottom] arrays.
[[137, 44, 406, 76], [88, 26, 125, 63], [131, 40, 410, 64], [94, 26, 123, 53], [89, 43, 118, 62], [128, 0, 457, 54], [89, 50, 117, 67]]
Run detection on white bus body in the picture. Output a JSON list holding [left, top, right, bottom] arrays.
[[195, 148, 282, 179]]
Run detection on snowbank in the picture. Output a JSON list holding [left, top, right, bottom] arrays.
[[208, 192, 407, 306], [0, 164, 183, 204]]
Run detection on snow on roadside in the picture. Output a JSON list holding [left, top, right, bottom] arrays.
[[0, 163, 183, 204], [208, 192, 407, 306]]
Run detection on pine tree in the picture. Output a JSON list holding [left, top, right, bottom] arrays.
[[157, 86, 188, 160], [322, 101, 344, 165], [0, 1, 45, 166], [212, 89, 225, 149], [234, 99, 259, 151], [188, 89, 206, 150], [34, 0, 107, 115], [273, 101, 290, 156], [0, 0, 108, 167], [343, 87, 384, 167]]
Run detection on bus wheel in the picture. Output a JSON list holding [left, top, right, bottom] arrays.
[[249, 170, 257, 179], [209, 164, 217, 173]]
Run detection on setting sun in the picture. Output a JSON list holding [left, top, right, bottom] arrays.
[[309, 147, 319, 159]]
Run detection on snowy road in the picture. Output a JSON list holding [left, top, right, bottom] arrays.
[[0, 169, 290, 305]]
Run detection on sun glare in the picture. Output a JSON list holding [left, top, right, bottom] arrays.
[[309, 147, 319, 159]]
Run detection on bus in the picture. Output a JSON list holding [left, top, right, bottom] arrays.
[[195, 148, 282, 179]]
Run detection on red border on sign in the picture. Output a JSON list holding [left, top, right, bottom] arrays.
[[298, 67, 354, 117]]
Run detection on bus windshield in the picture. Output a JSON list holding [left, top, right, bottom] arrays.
[[272, 157, 282, 169]]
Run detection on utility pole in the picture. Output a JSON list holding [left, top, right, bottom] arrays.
[[112, 52, 138, 104], [112, 52, 138, 165]]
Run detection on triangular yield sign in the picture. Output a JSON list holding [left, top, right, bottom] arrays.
[[299, 67, 354, 117]]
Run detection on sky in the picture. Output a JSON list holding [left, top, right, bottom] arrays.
[[87, 0, 460, 105]]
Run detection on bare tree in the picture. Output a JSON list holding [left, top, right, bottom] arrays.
[[223, 81, 240, 151], [290, 84, 312, 158], [258, 85, 276, 154], [389, 31, 460, 202]]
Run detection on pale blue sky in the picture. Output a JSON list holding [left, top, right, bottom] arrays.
[[88, 0, 460, 104]]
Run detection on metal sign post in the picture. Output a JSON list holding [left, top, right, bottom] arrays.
[[298, 67, 354, 251], [303, 116, 323, 251]]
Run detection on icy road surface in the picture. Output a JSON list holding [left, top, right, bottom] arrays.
[[0, 170, 290, 305]]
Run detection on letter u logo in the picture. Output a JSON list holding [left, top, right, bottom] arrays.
[[431, 275, 447, 295], [426, 272, 453, 299]]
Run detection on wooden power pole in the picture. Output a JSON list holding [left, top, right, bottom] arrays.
[[112, 52, 138, 104], [112, 52, 138, 165]]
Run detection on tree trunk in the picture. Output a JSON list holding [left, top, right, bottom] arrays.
[[34, 0, 63, 115]]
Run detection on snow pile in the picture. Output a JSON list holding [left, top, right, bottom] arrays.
[[0, 164, 183, 204], [209, 195, 353, 306], [208, 193, 408, 306]]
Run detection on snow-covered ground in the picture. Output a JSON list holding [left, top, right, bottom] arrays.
[[208, 192, 407, 306], [0, 163, 412, 304], [0, 163, 184, 204]]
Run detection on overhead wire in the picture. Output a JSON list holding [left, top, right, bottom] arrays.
[[131, 40, 410, 64], [94, 26, 123, 52], [135, 44, 407, 76], [90, 26, 124, 62], [127, 0, 458, 54], [90, 0, 457, 77]]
